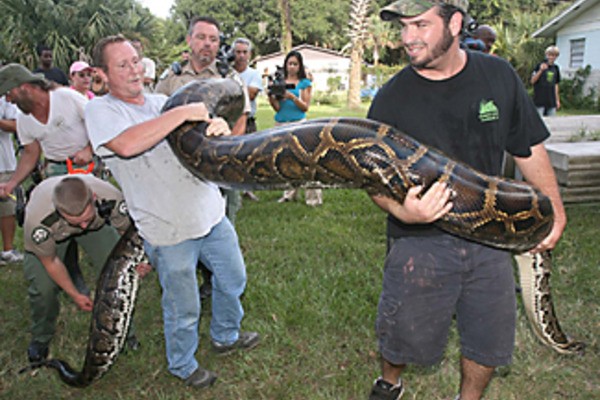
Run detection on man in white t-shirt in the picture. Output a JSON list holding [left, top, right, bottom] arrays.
[[232, 37, 264, 203], [0, 94, 23, 263], [85, 34, 259, 389], [232, 37, 263, 133], [0, 63, 94, 196]]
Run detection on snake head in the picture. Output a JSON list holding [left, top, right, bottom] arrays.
[[162, 78, 245, 128]]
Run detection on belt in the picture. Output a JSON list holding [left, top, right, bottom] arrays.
[[45, 158, 95, 174], [45, 158, 68, 165]]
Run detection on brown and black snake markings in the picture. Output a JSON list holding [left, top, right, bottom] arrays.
[[21, 225, 147, 387], [163, 78, 584, 353], [164, 78, 554, 252], [29, 78, 583, 388]]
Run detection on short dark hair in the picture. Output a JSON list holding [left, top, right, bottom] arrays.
[[438, 3, 465, 29], [92, 34, 128, 72], [188, 16, 220, 36], [36, 44, 51, 57]]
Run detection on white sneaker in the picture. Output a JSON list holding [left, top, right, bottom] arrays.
[[1, 250, 24, 263]]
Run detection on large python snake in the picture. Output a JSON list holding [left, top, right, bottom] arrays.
[[29, 78, 583, 388], [21, 225, 147, 387], [162, 79, 584, 352]]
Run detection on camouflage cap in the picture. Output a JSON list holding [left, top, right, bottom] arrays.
[[0, 63, 45, 96], [380, 0, 469, 20]]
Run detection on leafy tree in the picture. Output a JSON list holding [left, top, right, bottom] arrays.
[[170, 0, 351, 56], [0, 0, 156, 71]]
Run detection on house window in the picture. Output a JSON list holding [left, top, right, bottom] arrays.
[[569, 38, 585, 68]]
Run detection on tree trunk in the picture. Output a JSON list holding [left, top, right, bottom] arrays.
[[346, 0, 371, 110], [278, 0, 293, 53], [347, 46, 363, 110]]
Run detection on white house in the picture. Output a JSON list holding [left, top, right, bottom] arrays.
[[254, 44, 351, 93], [533, 0, 600, 96]]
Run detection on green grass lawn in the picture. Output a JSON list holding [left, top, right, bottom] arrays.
[[0, 101, 598, 399]]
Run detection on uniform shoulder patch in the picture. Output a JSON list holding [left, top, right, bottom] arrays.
[[118, 200, 128, 215], [32, 226, 50, 245]]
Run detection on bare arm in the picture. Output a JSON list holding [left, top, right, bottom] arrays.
[[530, 63, 548, 85], [0, 141, 41, 197], [70, 143, 94, 165], [247, 86, 260, 101], [0, 119, 16, 132], [283, 86, 312, 113], [38, 254, 93, 311], [268, 94, 281, 112], [370, 182, 453, 224], [103, 103, 228, 157], [231, 113, 248, 136], [514, 143, 566, 252]]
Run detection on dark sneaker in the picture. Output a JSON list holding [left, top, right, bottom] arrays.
[[184, 367, 217, 388], [27, 341, 49, 363], [369, 377, 404, 400], [212, 331, 260, 355]]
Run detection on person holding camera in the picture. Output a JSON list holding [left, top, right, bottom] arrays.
[[22, 175, 151, 364], [268, 50, 321, 206]]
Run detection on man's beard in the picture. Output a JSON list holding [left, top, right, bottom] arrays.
[[195, 51, 215, 67], [14, 94, 34, 114], [409, 26, 454, 70]]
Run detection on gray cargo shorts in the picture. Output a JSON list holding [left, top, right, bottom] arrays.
[[376, 234, 516, 367]]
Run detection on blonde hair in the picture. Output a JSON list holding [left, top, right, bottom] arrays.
[[545, 45, 560, 56]]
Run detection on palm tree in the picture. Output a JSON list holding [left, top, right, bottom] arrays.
[[0, 0, 156, 71], [346, 0, 371, 109], [278, 0, 293, 53], [364, 13, 400, 67]]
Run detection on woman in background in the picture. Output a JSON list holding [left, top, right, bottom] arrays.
[[69, 61, 95, 100], [268, 50, 321, 206]]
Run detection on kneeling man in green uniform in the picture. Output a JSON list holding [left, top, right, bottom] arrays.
[[22, 175, 151, 363]]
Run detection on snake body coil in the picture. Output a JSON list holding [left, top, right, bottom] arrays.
[[163, 78, 553, 252], [28, 226, 146, 387], [30, 78, 583, 388]]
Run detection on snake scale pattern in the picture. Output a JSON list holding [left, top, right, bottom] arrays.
[[164, 79, 554, 252], [515, 252, 585, 355], [31, 78, 583, 388], [25, 225, 147, 387]]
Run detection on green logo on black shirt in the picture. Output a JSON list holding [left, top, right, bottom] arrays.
[[478, 100, 499, 123]]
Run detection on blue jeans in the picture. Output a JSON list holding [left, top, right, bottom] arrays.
[[143, 217, 247, 379], [536, 106, 556, 117]]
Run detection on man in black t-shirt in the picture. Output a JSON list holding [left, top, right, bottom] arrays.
[[367, 2, 566, 400], [531, 45, 561, 116], [33, 44, 68, 86]]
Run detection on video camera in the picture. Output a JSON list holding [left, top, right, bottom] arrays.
[[267, 66, 295, 100], [461, 15, 485, 51], [214, 33, 235, 77]]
